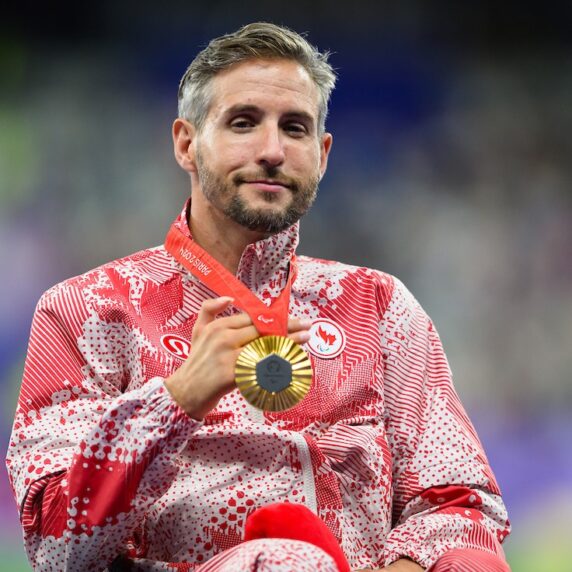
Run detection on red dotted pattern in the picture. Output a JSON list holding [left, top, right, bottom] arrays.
[[6, 205, 510, 571], [195, 538, 338, 572]]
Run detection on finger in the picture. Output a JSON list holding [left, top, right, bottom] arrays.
[[225, 324, 261, 349], [193, 297, 234, 337], [288, 329, 311, 345], [221, 315, 311, 333], [229, 318, 312, 346], [210, 312, 253, 330], [287, 317, 313, 333], [217, 321, 311, 352]]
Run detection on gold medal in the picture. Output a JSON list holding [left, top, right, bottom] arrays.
[[235, 335, 313, 411], [165, 220, 308, 412]]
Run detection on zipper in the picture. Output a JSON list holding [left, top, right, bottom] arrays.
[[290, 432, 317, 514]]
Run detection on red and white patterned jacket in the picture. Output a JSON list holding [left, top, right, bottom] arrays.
[[7, 203, 510, 571]]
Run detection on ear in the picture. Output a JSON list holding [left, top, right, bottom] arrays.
[[172, 118, 197, 173], [319, 132, 333, 179]]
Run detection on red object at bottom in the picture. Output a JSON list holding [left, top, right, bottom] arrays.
[[244, 502, 350, 572]]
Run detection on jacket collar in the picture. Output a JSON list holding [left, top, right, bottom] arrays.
[[172, 199, 299, 295]]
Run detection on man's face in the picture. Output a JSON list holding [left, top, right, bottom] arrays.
[[190, 58, 332, 234]]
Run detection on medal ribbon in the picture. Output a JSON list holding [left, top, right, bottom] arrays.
[[164, 223, 296, 336]]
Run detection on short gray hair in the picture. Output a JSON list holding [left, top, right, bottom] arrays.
[[178, 22, 337, 134]]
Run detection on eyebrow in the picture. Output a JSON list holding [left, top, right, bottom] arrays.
[[223, 104, 262, 118]]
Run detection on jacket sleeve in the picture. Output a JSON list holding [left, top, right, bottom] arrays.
[[6, 281, 200, 571], [379, 278, 511, 570]]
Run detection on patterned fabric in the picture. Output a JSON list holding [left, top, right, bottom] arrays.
[[195, 539, 338, 572], [6, 203, 510, 571], [194, 542, 510, 572], [430, 548, 511, 572]]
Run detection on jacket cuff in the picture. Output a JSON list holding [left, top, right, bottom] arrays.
[[383, 513, 506, 570]]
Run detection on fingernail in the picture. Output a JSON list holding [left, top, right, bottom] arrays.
[[298, 331, 311, 342], [299, 319, 313, 329]]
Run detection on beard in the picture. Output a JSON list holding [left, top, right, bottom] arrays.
[[195, 148, 320, 234]]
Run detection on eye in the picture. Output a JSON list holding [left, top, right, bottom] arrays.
[[230, 117, 255, 131], [283, 122, 308, 137]]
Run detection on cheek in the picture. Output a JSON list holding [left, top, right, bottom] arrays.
[[232, 148, 253, 168], [202, 144, 248, 175], [292, 146, 322, 175], [218, 141, 252, 171]]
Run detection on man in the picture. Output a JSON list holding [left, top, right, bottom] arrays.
[[6, 23, 510, 571]]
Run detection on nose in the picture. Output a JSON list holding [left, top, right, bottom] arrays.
[[256, 124, 285, 168]]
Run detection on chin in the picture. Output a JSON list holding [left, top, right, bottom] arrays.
[[246, 191, 288, 209], [240, 212, 296, 234], [226, 193, 302, 234]]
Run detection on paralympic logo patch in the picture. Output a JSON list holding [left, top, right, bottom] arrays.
[[160, 334, 191, 361], [306, 319, 346, 359]]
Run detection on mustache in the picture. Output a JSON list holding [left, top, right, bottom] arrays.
[[233, 168, 299, 191]]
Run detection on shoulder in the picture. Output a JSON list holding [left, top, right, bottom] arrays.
[[296, 254, 392, 285], [37, 245, 178, 317], [297, 255, 427, 317], [296, 254, 409, 316], [296, 253, 402, 292]]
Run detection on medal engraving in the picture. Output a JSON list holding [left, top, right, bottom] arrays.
[[256, 354, 292, 392], [236, 335, 313, 411]]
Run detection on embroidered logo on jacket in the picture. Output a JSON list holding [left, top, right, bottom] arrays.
[[307, 319, 346, 359], [160, 334, 191, 361]]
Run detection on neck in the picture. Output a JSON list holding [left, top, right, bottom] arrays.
[[188, 197, 267, 275]]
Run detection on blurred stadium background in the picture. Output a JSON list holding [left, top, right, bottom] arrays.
[[1, 2, 571, 570]]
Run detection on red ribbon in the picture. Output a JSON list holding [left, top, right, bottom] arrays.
[[164, 223, 296, 336]]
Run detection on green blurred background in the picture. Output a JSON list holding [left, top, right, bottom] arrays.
[[1, 2, 571, 570]]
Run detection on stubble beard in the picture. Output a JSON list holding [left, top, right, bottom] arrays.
[[195, 149, 320, 234]]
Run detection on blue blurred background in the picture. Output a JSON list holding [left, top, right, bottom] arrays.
[[1, 2, 571, 570]]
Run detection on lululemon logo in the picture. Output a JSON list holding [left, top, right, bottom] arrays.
[[307, 319, 346, 359], [161, 334, 191, 361]]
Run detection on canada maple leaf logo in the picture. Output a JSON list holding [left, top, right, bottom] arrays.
[[307, 320, 345, 359], [317, 326, 336, 346]]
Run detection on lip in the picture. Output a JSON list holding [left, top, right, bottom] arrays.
[[243, 180, 290, 192]]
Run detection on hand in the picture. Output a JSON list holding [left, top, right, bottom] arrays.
[[355, 558, 424, 571], [164, 297, 312, 419]]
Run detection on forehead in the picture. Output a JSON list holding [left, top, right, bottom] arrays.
[[207, 58, 320, 119]]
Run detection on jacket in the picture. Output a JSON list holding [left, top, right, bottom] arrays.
[[7, 203, 510, 571]]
